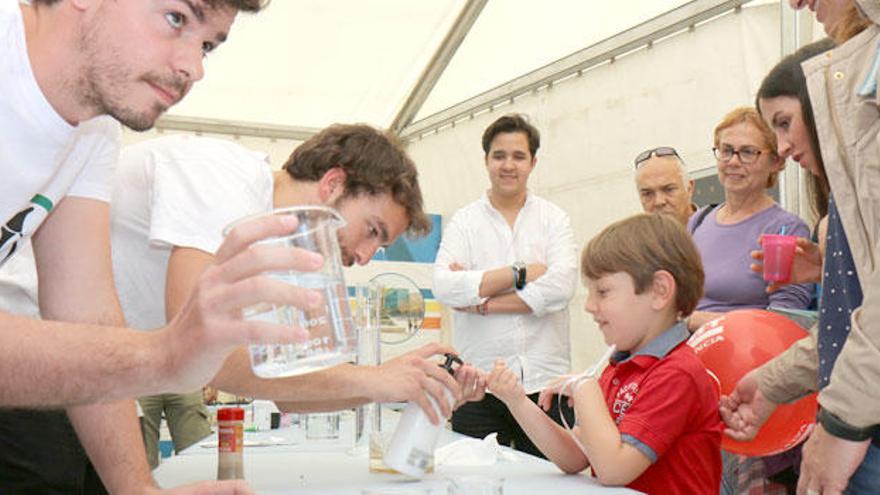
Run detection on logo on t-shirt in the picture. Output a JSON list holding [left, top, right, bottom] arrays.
[[0, 194, 53, 267], [612, 382, 639, 424]]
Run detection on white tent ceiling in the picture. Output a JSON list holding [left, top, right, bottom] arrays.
[[164, 0, 720, 135], [170, 0, 465, 130], [413, 0, 693, 120]]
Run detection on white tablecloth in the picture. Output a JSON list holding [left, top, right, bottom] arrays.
[[154, 410, 639, 494]]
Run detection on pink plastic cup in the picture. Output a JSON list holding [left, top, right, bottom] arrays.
[[762, 234, 797, 282]]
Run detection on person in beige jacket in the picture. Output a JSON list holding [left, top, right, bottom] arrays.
[[721, 1, 880, 494]]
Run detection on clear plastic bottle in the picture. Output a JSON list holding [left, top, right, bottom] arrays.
[[217, 407, 245, 480], [383, 354, 462, 477]]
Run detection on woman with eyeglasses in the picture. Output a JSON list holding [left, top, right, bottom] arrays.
[[686, 108, 813, 333], [685, 107, 813, 495]]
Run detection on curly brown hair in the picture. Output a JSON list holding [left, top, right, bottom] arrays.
[[282, 124, 430, 237]]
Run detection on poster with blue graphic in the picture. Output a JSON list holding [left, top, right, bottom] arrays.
[[371, 214, 441, 263]]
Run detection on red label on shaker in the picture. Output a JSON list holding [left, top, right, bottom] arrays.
[[218, 424, 243, 453]]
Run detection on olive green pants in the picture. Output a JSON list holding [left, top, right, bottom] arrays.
[[138, 392, 211, 469]]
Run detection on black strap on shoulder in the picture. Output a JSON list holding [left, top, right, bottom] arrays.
[[690, 204, 717, 234]]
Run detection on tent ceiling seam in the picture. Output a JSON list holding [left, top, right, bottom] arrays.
[[400, 0, 753, 141], [390, 0, 489, 134], [154, 115, 320, 141]]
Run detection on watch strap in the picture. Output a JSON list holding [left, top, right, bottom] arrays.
[[513, 262, 527, 290], [818, 407, 878, 441]]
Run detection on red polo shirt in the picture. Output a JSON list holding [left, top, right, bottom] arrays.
[[597, 322, 722, 494]]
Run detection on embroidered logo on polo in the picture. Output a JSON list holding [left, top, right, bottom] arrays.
[[611, 382, 639, 424], [0, 194, 53, 267]]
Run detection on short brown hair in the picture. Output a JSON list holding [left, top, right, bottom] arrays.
[[581, 213, 704, 317], [714, 107, 781, 188], [33, 0, 266, 10], [481, 114, 540, 157], [283, 124, 430, 236]]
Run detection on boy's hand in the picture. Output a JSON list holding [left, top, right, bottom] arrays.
[[486, 359, 525, 405], [537, 374, 577, 411]]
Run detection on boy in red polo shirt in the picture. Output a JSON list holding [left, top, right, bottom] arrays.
[[487, 213, 722, 494]]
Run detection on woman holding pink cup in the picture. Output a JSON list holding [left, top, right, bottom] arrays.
[[686, 108, 813, 334]]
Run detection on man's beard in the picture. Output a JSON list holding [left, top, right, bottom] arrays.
[[77, 24, 186, 131], [81, 71, 186, 132], [341, 249, 355, 267], [105, 98, 165, 132]]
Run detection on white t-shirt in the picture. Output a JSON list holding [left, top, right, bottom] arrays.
[[0, 240, 39, 317], [111, 135, 273, 331], [0, 0, 119, 309]]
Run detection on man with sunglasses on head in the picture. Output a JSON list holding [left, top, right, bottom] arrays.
[[633, 147, 697, 227]]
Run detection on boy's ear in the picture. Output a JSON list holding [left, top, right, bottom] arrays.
[[650, 270, 677, 311]]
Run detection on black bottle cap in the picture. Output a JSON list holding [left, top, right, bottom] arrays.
[[440, 353, 463, 376]]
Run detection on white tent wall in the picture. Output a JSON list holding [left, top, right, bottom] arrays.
[[407, 3, 785, 372]]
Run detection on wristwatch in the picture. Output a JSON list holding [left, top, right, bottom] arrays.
[[817, 407, 878, 442], [512, 261, 527, 290]]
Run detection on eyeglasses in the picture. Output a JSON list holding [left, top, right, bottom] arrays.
[[633, 146, 680, 169], [713, 145, 766, 164]]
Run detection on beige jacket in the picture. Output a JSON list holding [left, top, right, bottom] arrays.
[[758, 0, 880, 429]]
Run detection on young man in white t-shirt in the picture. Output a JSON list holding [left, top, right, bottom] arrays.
[[111, 127, 475, 469], [0, 0, 383, 493]]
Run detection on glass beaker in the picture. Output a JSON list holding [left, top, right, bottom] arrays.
[[305, 411, 341, 440], [225, 206, 356, 378], [352, 283, 383, 453]]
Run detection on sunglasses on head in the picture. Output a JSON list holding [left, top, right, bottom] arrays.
[[633, 146, 680, 169]]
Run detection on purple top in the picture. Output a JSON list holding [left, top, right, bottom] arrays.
[[688, 203, 813, 312]]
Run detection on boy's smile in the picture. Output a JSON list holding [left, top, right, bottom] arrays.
[[585, 272, 677, 353]]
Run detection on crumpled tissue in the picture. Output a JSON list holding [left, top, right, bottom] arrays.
[[434, 433, 518, 467]]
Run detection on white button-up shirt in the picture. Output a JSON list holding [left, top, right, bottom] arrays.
[[433, 192, 577, 393]]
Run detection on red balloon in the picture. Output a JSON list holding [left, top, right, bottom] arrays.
[[688, 309, 818, 456]]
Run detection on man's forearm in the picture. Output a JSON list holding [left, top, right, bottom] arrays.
[[212, 349, 373, 405], [478, 265, 516, 298], [0, 313, 168, 406], [68, 400, 155, 492], [215, 343, 463, 421], [486, 292, 532, 314]]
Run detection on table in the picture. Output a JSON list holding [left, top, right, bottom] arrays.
[[154, 411, 638, 494]]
